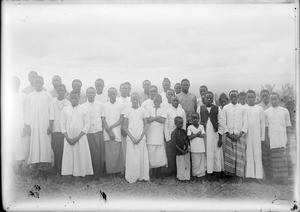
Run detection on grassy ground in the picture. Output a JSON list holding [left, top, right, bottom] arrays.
[[10, 172, 294, 203]]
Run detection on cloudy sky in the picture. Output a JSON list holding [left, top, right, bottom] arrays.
[[2, 2, 296, 96]]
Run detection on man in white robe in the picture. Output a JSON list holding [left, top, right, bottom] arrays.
[[160, 78, 171, 103], [141, 85, 158, 111], [25, 76, 54, 178], [95, 78, 109, 103], [60, 90, 93, 177], [244, 90, 265, 179]]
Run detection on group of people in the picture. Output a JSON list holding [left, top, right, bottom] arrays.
[[9, 71, 293, 184]]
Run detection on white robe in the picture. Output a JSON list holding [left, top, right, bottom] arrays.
[[9, 91, 29, 161], [245, 105, 265, 179], [60, 104, 93, 176], [124, 107, 149, 183], [25, 91, 54, 164]]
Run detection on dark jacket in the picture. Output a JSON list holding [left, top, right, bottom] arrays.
[[171, 128, 190, 156], [199, 104, 218, 132]]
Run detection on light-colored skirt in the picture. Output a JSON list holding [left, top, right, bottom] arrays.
[[191, 152, 206, 177], [147, 144, 167, 168], [105, 140, 125, 174], [176, 153, 191, 180]]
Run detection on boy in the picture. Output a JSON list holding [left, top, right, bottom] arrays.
[[60, 90, 93, 177], [67, 79, 87, 104], [123, 93, 149, 183], [146, 94, 167, 178], [25, 75, 54, 178], [51, 84, 70, 175], [95, 78, 109, 103], [83, 87, 105, 180], [160, 78, 171, 103], [50, 75, 69, 98], [165, 89, 175, 108], [264, 92, 291, 183], [171, 116, 190, 181], [141, 85, 158, 111], [101, 88, 125, 174], [244, 90, 265, 180], [174, 83, 182, 95], [139, 80, 151, 104], [164, 96, 186, 176], [187, 112, 206, 178], [198, 91, 225, 180], [238, 92, 247, 106], [22, 71, 38, 95]]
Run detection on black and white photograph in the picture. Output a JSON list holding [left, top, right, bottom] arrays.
[[2, 0, 299, 211]]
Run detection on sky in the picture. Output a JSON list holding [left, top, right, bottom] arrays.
[[2, 2, 297, 96]]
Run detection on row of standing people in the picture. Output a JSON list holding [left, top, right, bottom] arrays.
[[10, 72, 292, 184]]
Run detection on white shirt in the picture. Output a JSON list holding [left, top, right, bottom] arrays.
[[146, 107, 166, 145], [116, 96, 132, 110], [52, 98, 71, 132], [223, 103, 248, 135], [187, 124, 206, 153], [163, 106, 186, 141], [82, 101, 104, 133], [124, 107, 148, 139], [102, 101, 124, 142], [160, 91, 168, 103], [95, 93, 109, 104], [265, 106, 291, 149]]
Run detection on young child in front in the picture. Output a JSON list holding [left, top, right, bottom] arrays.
[[187, 112, 206, 179], [171, 116, 190, 181], [123, 93, 149, 183]]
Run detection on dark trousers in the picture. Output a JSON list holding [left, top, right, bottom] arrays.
[[166, 140, 177, 173], [51, 132, 64, 173], [87, 131, 105, 177]]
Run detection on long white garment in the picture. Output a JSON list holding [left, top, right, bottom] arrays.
[[52, 98, 70, 132], [124, 107, 149, 183], [206, 118, 224, 173], [141, 99, 154, 111], [102, 101, 124, 142], [60, 105, 93, 176], [82, 101, 104, 133], [160, 91, 168, 104], [265, 106, 291, 149], [245, 105, 265, 179], [25, 91, 54, 164], [163, 106, 186, 141], [116, 96, 132, 109], [9, 91, 29, 161]]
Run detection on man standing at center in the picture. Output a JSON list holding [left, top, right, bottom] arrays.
[[223, 90, 248, 179], [176, 79, 197, 129]]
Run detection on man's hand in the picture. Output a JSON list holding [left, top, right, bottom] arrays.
[[47, 125, 53, 135], [109, 131, 115, 141]]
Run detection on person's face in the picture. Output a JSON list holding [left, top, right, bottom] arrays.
[[70, 94, 79, 107], [11, 78, 20, 92], [108, 90, 117, 102], [120, 84, 129, 97], [219, 98, 228, 108], [52, 76, 62, 88], [149, 87, 158, 100], [205, 93, 214, 107], [174, 84, 181, 94], [131, 95, 139, 108], [28, 72, 38, 85], [175, 119, 183, 129], [181, 81, 190, 93], [190, 114, 200, 125], [162, 81, 171, 92], [166, 90, 175, 102], [270, 94, 279, 107], [154, 97, 162, 108], [261, 92, 270, 105], [171, 97, 180, 108], [72, 82, 82, 93], [238, 95, 246, 105], [87, 88, 96, 102], [199, 87, 207, 97], [247, 93, 256, 106], [230, 92, 238, 105], [57, 86, 65, 99], [34, 78, 44, 92], [142, 81, 151, 93], [95, 80, 104, 93]]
